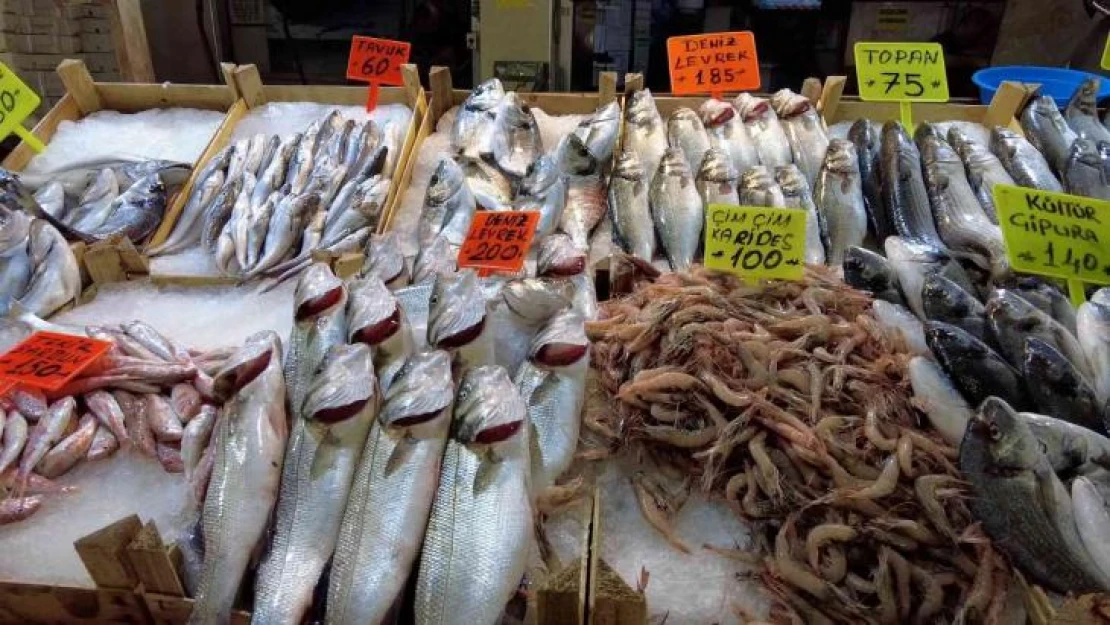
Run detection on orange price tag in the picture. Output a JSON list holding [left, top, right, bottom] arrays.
[[347, 36, 411, 112], [0, 332, 112, 391], [457, 211, 541, 275], [0, 379, 13, 398], [666, 31, 760, 96]]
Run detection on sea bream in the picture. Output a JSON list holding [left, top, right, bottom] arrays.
[[252, 344, 378, 625], [488, 92, 543, 179], [884, 235, 975, 319], [987, 288, 1093, 380], [842, 246, 903, 306], [650, 148, 703, 271], [559, 134, 608, 249], [420, 158, 477, 247], [187, 331, 287, 625], [513, 154, 567, 240], [1021, 94, 1079, 176], [414, 365, 532, 625], [1067, 78, 1110, 143], [770, 89, 828, 186], [813, 138, 867, 267], [1065, 138, 1110, 200], [698, 98, 760, 176], [327, 350, 454, 625], [459, 156, 512, 212], [948, 126, 1012, 223], [572, 100, 620, 162], [990, 126, 1063, 192], [608, 146, 654, 261], [734, 93, 792, 168], [453, 78, 505, 158], [1021, 336, 1107, 434], [1080, 295, 1110, 405], [18, 219, 80, 318]]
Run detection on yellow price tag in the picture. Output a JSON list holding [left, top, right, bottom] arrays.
[[994, 184, 1110, 291], [1102, 34, 1110, 70], [0, 62, 43, 151], [853, 42, 949, 103], [704, 204, 806, 281]]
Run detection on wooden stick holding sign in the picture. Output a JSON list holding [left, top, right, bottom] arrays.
[[347, 36, 412, 112], [853, 42, 949, 131], [666, 31, 761, 99], [0, 62, 45, 152]]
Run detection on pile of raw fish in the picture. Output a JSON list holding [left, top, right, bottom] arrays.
[[1021, 77, 1110, 199], [186, 262, 589, 624], [613, 88, 833, 270], [585, 263, 1019, 623], [0, 312, 246, 526], [149, 110, 403, 281], [12, 159, 191, 245], [0, 209, 80, 318], [416, 78, 620, 263]]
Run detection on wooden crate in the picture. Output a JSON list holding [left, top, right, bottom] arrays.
[[0, 58, 241, 291], [817, 74, 1035, 130], [145, 62, 427, 284]]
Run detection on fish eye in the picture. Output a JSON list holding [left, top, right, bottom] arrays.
[[988, 422, 1002, 441]]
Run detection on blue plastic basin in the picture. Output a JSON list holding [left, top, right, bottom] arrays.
[[972, 66, 1110, 107]]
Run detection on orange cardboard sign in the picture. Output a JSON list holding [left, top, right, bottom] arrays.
[[0, 379, 13, 398], [0, 332, 112, 391], [347, 36, 411, 84], [458, 211, 541, 274], [666, 31, 760, 95]]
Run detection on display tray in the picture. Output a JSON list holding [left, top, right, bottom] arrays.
[[145, 62, 427, 286], [0, 58, 241, 295]]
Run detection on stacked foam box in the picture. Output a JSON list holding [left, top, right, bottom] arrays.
[[0, 0, 120, 108]]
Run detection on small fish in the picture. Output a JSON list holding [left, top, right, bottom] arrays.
[[145, 394, 184, 442], [667, 107, 711, 176], [734, 93, 792, 168], [884, 236, 974, 320], [199, 176, 244, 253], [513, 155, 566, 239], [240, 134, 269, 177], [573, 100, 620, 162], [921, 273, 989, 342], [698, 98, 759, 176], [171, 384, 202, 423], [624, 89, 669, 184], [948, 127, 1012, 224], [1022, 94, 1079, 175], [0, 411, 27, 475], [360, 231, 409, 288], [925, 320, 1029, 409], [842, 246, 903, 306], [650, 148, 702, 271], [770, 89, 828, 186], [848, 119, 891, 240], [18, 397, 75, 481], [182, 405, 218, 484], [990, 126, 1063, 192], [37, 413, 97, 479], [18, 220, 80, 318], [0, 495, 43, 525], [321, 176, 390, 248], [608, 147, 654, 261], [695, 147, 739, 207], [1066, 78, 1110, 143], [1022, 336, 1107, 434], [1065, 138, 1110, 200], [452, 78, 505, 157], [775, 164, 827, 266], [813, 138, 867, 267], [987, 288, 1092, 379], [84, 390, 130, 446], [489, 92, 543, 179], [245, 192, 319, 279], [880, 122, 943, 248], [242, 191, 280, 272], [86, 426, 118, 461]]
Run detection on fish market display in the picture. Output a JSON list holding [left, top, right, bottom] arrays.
[[813, 138, 866, 266], [0, 210, 81, 318], [150, 109, 402, 281], [586, 264, 1015, 622], [771, 89, 829, 185]]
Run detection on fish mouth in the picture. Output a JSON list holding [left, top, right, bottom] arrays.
[[474, 419, 523, 444], [535, 342, 588, 367], [390, 408, 444, 427], [213, 347, 272, 399], [540, 255, 585, 278], [739, 100, 770, 122], [351, 307, 402, 345], [311, 397, 370, 424], [707, 106, 735, 126], [435, 317, 485, 349], [296, 284, 345, 320]]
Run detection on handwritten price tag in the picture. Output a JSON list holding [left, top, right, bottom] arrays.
[[666, 31, 760, 96], [854, 42, 948, 103], [704, 204, 806, 282], [0, 62, 44, 152], [0, 332, 112, 391], [457, 211, 540, 274], [347, 36, 411, 112]]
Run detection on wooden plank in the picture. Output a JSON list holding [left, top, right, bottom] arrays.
[[624, 73, 644, 94], [72, 515, 143, 590], [233, 64, 266, 108], [0, 582, 147, 624], [599, 72, 617, 106], [985, 80, 1038, 129], [401, 63, 422, 108], [109, 0, 155, 83], [220, 63, 239, 99], [429, 66, 453, 122], [1, 94, 81, 170], [56, 59, 102, 115], [817, 75, 846, 122], [125, 522, 185, 597], [378, 93, 433, 234], [96, 83, 236, 112], [143, 592, 251, 625], [536, 494, 593, 625], [801, 77, 823, 104]]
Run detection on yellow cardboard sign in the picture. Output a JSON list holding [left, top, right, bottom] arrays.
[[704, 204, 806, 281], [854, 42, 949, 102], [0, 62, 40, 143], [1102, 34, 1110, 70], [993, 184, 1110, 285]]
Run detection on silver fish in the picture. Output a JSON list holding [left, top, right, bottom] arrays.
[[452, 78, 505, 157], [667, 107, 711, 176], [536, 233, 586, 278], [200, 176, 244, 253], [921, 273, 989, 342], [514, 308, 587, 492], [242, 191, 280, 272], [1079, 297, 1110, 405], [987, 288, 1093, 380], [885, 236, 974, 319], [734, 93, 792, 168], [322, 176, 390, 248], [908, 356, 972, 445], [842, 246, 902, 306], [608, 146, 654, 261], [881, 122, 943, 247], [66, 169, 120, 232], [948, 126, 1012, 223], [241, 134, 268, 177], [83, 174, 167, 243], [491, 277, 574, 376], [1022, 94, 1079, 175], [1022, 336, 1106, 434], [489, 92, 543, 179], [414, 365, 531, 625], [459, 156, 512, 212], [376, 121, 402, 179], [285, 264, 348, 416], [86, 425, 119, 462], [0, 411, 27, 475], [428, 269, 493, 370], [0, 216, 33, 313], [412, 235, 457, 285], [775, 164, 827, 266], [561, 162, 608, 250], [573, 100, 620, 162], [990, 126, 1063, 192], [1066, 138, 1110, 200], [699, 98, 760, 175], [960, 396, 1109, 593], [848, 119, 890, 240], [18, 397, 75, 480], [556, 131, 597, 177], [33, 182, 67, 221], [813, 138, 867, 267], [360, 231, 409, 288], [696, 147, 739, 207], [251, 137, 298, 210], [513, 155, 566, 239], [149, 169, 226, 256], [181, 405, 218, 485], [37, 413, 97, 479], [245, 192, 319, 279], [917, 124, 1008, 277], [739, 165, 786, 207], [327, 350, 453, 625], [19, 220, 80, 318], [188, 331, 287, 625], [650, 148, 702, 271], [85, 390, 130, 446], [226, 139, 249, 182], [287, 130, 317, 195], [252, 343, 377, 625], [347, 275, 413, 391], [421, 158, 477, 247], [770, 89, 828, 186], [326, 120, 356, 166], [1072, 476, 1110, 581], [625, 89, 668, 184], [1067, 78, 1110, 143], [345, 120, 381, 174]]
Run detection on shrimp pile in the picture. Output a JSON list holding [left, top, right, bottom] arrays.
[[585, 264, 1016, 624]]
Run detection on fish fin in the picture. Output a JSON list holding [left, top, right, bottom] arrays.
[[310, 429, 341, 479], [473, 454, 502, 496], [384, 436, 415, 477]]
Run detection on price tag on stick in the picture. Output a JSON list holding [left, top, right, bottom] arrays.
[[457, 210, 541, 276], [704, 204, 807, 282], [0, 62, 44, 152], [854, 42, 948, 129], [993, 184, 1110, 306], [0, 332, 112, 391], [666, 31, 761, 98], [346, 36, 412, 112]]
